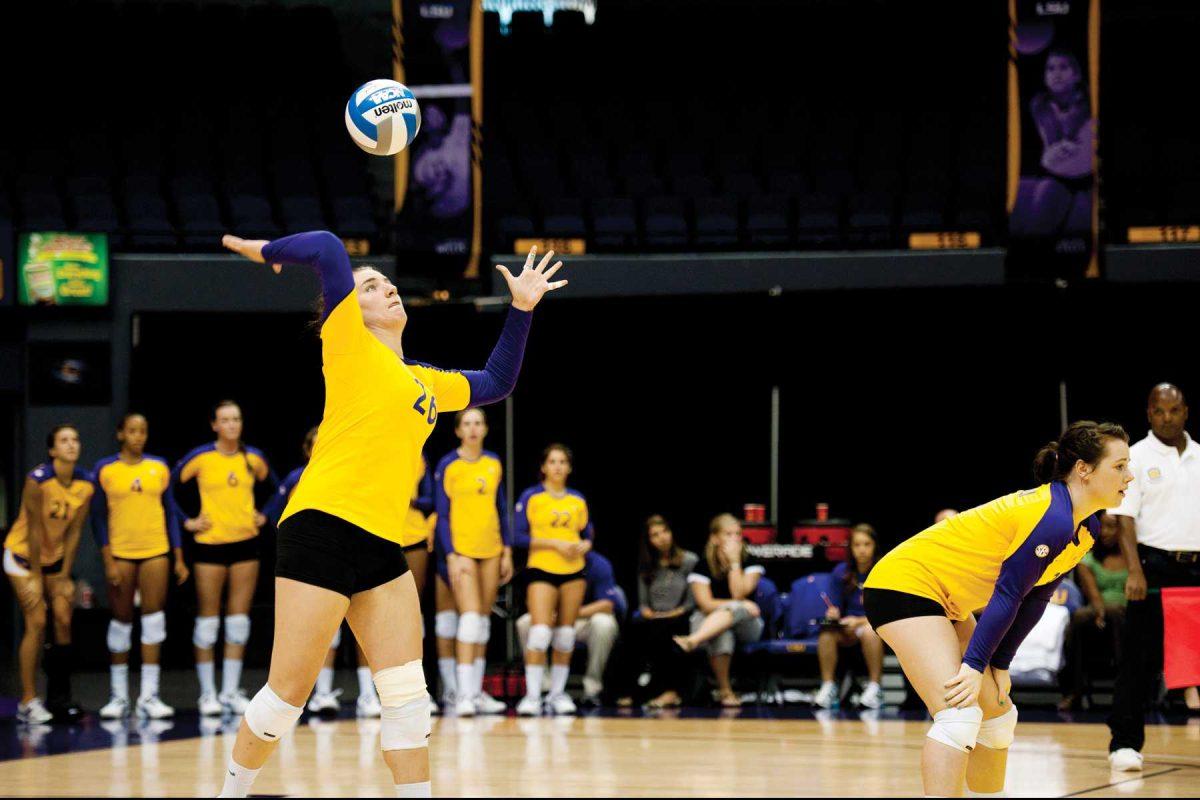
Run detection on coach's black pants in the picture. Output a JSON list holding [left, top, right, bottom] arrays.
[[1107, 544, 1200, 753]]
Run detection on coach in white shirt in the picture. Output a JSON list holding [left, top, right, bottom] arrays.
[[1106, 383, 1200, 772]]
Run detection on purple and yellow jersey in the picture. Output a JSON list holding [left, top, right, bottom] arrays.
[[435, 450, 510, 559], [515, 484, 593, 575], [172, 444, 273, 545], [865, 481, 1100, 671], [91, 454, 180, 560], [263, 465, 306, 529], [4, 464, 94, 566], [401, 455, 437, 548]]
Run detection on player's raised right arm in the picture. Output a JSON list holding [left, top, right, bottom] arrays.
[[222, 231, 354, 323]]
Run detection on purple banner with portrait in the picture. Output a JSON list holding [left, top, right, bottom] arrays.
[[394, 0, 484, 277], [1007, 0, 1100, 279]]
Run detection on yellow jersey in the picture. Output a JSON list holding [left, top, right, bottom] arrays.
[[4, 463, 95, 566], [173, 444, 272, 545], [434, 450, 510, 559], [92, 454, 180, 560], [401, 455, 437, 548], [866, 481, 1101, 671], [279, 292, 470, 543], [515, 484, 593, 575]]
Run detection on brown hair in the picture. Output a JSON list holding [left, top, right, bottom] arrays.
[[541, 443, 573, 467], [302, 426, 319, 461], [639, 514, 684, 578], [842, 523, 878, 596], [454, 407, 486, 428], [1033, 421, 1129, 483], [309, 265, 377, 331], [704, 512, 747, 578], [46, 424, 79, 452]]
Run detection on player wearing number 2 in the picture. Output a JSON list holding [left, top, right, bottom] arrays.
[[216, 231, 565, 799], [514, 444, 594, 716]]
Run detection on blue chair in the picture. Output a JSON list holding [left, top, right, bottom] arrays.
[[745, 572, 834, 656]]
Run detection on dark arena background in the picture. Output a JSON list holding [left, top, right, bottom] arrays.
[[0, 0, 1197, 796]]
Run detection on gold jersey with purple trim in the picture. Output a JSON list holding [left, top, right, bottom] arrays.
[[92, 455, 179, 559], [173, 444, 271, 545], [515, 485, 593, 575], [4, 464, 94, 566]]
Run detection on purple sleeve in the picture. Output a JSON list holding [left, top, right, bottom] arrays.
[[989, 577, 1064, 670], [163, 483, 182, 548], [413, 467, 435, 514], [513, 489, 533, 549], [497, 479, 512, 547], [434, 462, 455, 556], [962, 500, 1074, 673], [90, 477, 109, 548], [260, 231, 353, 324], [262, 471, 298, 529], [462, 307, 532, 407]]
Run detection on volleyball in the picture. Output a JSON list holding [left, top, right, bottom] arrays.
[[344, 79, 421, 156]]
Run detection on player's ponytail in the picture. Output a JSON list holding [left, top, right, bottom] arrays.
[[1033, 421, 1129, 483]]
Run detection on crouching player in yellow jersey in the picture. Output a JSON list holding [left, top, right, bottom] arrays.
[[436, 409, 513, 717], [514, 444, 594, 717], [172, 400, 277, 717], [94, 413, 189, 721], [3, 425, 94, 724], [218, 231, 564, 798], [864, 422, 1132, 797]]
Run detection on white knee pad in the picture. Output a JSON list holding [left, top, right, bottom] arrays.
[[457, 611, 483, 645], [224, 614, 251, 646], [107, 619, 133, 654], [193, 615, 220, 649], [374, 660, 428, 707], [329, 626, 342, 650], [140, 611, 167, 645], [551, 625, 577, 654], [478, 616, 492, 645], [528, 623, 552, 652], [927, 705, 984, 753], [434, 610, 458, 640], [244, 684, 303, 742], [381, 697, 432, 751], [976, 705, 1018, 750]]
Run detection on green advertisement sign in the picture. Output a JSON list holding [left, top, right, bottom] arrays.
[[17, 232, 109, 306]]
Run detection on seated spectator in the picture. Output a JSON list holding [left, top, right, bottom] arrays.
[[516, 551, 626, 707], [612, 515, 698, 708], [814, 523, 884, 709], [1008, 582, 1075, 688], [1059, 513, 1127, 711], [674, 513, 765, 707]]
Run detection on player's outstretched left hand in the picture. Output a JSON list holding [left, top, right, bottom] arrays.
[[496, 245, 567, 311], [222, 234, 283, 274]]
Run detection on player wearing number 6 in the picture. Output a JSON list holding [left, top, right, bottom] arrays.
[[514, 444, 594, 716], [216, 231, 565, 799]]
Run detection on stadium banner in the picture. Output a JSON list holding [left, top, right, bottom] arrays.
[[393, 0, 484, 277], [17, 232, 109, 306], [1007, 0, 1100, 279]]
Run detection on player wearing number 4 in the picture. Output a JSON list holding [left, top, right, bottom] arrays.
[[863, 421, 1132, 797], [436, 409, 513, 717], [217, 231, 564, 799]]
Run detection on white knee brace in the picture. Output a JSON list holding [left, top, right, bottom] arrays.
[[375, 661, 431, 751], [193, 615, 220, 649], [457, 611, 483, 645], [478, 616, 492, 645], [224, 614, 251, 646], [551, 625, 577, 654], [140, 611, 167, 645], [244, 684, 304, 742], [976, 705, 1018, 750], [528, 623, 553, 652], [434, 610, 458, 640], [107, 619, 133, 654], [329, 626, 342, 650], [927, 705, 984, 753]]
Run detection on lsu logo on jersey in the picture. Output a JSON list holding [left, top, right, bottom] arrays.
[[131, 478, 143, 493], [1035, 544, 1050, 558]]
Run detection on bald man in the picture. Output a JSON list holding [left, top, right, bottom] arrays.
[[1106, 384, 1200, 771]]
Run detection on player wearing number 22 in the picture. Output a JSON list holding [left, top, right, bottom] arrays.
[[216, 230, 566, 799]]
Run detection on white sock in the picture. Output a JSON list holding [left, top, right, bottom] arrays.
[[820, 680, 836, 692], [550, 664, 570, 697], [197, 661, 216, 696], [474, 657, 486, 696], [456, 663, 474, 701], [316, 667, 334, 696], [438, 658, 457, 696], [111, 663, 129, 700], [140, 664, 161, 700], [395, 781, 432, 798], [357, 667, 376, 700], [222, 658, 243, 696], [525, 664, 544, 697], [218, 760, 260, 799]]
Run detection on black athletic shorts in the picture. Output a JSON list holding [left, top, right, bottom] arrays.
[[10, 553, 63, 575], [526, 568, 586, 588], [115, 552, 169, 565], [863, 587, 948, 629], [277, 509, 410, 598], [193, 538, 259, 566], [401, 542, 427, 555]]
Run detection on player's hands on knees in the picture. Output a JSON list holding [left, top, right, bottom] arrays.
[[944, 662, 984, 708], [1124, 568, 1147, 602], [52, 578, 76, 603], [222, 235, 282, 274], [495, 246, 567, 312]]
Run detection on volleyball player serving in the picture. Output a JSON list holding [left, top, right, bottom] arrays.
[[216, 231, 564, 798], [863, 421, 1132, 797]]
